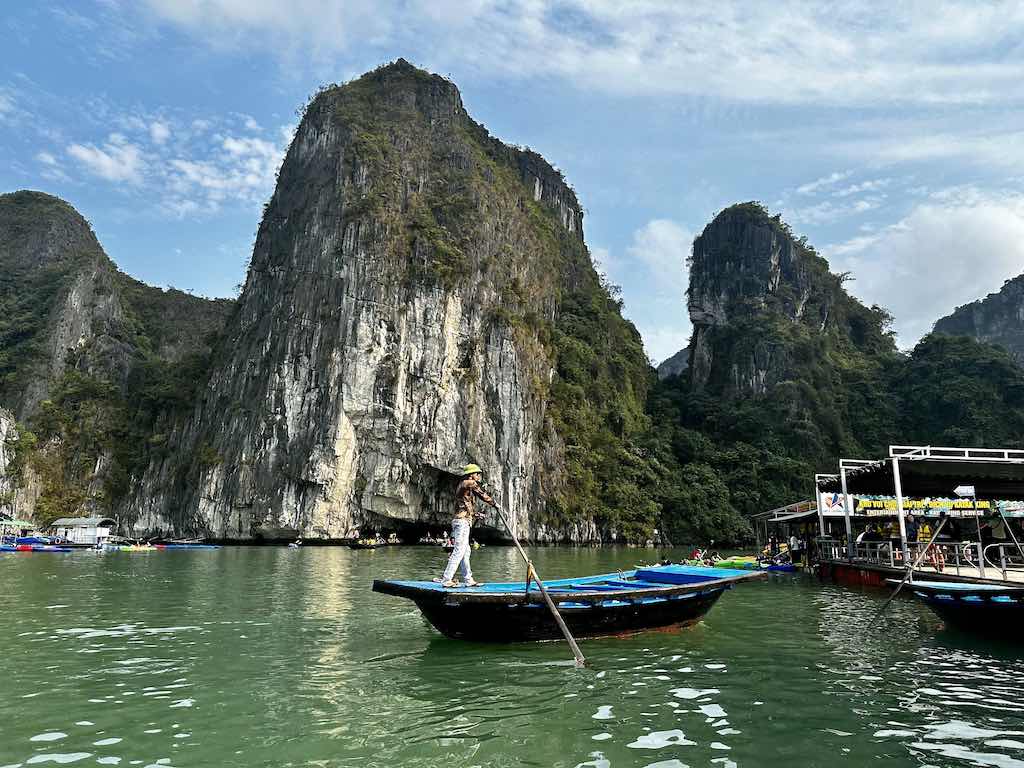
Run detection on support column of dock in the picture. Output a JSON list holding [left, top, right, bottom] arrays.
[[892, 457, 909, 565], [841, 467, 854, 560]]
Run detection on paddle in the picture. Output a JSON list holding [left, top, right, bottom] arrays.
[[872, 517, 948, 625], [489, 504, 587, 667]]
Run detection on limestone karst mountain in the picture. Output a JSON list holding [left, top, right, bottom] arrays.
[[934, 274, 1024, 364], [649, 202, 1024, 534], [0, 190, 232, 522], [116, 60, 654, 541]]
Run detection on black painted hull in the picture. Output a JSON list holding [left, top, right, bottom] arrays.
[[413, 589, 726, 642], [918, 597, 1024, 633]]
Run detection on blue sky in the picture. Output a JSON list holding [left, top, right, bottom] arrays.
[[3, 2, 1024, 362]]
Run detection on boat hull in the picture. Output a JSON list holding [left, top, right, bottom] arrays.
[[374, 565, 763, 643], [899, 580, 1024, 634], [414, 589, 726, 641]]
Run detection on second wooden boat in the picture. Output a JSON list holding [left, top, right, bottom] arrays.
[[892, 579, 1024, 632]]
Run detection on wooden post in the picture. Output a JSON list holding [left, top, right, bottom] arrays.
[[892, 457, 909, 565], [840, 467, 854, 560]]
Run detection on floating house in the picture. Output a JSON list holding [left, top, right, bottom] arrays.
[[50, 516, 116, 547], [815, 445, 1024, 586]]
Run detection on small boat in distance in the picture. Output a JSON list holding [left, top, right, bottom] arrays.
[[373, 564, 765, 642]]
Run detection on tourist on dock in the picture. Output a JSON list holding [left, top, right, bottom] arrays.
[[919, 519, 933, 542], [905, 514, 919, 543], [436, 463, 495, 588]]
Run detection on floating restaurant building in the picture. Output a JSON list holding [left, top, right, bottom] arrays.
[[49, 516, 116, 547], [814, 445, 1024, 586]]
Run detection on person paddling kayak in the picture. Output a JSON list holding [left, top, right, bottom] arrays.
[[437, 463, 495, 587]]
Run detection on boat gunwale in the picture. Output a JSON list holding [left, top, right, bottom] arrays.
[[373, 569, 765, 605], [885, 578, 1024, 596]]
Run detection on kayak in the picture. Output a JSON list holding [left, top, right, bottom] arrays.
[[0, 543, 73, 553]]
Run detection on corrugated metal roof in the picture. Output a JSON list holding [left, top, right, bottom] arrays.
[[50, 517, 116, 527], [0, 519, 35, 528]]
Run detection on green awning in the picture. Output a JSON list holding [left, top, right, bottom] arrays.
[[0, 519, 35, 529]]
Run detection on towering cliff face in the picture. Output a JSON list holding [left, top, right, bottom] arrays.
[[686, 203, 895, 399], [0, 191, 232, 523], [125, 60, 651, 541], [647, 204, 902, 526], [934, 274, 1024, 363], [0, 408, 17, 515]]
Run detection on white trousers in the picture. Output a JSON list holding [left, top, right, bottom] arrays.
[[442, 518, 472, 582]]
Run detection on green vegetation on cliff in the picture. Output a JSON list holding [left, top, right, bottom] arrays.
[[0, 191, 231, 522], [305, 60, 660, 542], [651, 203, 1024, 541]]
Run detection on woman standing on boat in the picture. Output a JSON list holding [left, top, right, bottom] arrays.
[[437, 463, 495, 588]]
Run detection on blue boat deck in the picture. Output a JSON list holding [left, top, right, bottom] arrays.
[[379, 565, 758, 598]]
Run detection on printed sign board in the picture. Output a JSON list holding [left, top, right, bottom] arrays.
[[819, 492, 990, 517]]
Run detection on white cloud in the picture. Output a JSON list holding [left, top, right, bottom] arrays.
[[149, 121, 170, 144], [137, 1, 1024, 107], [842, 128, 1024, 170], [48, 101, 290, 217], [590, 246, 618, 276], [826, 190, 1024, 345], [626, 219, 693, 295], [797, 171, 852, 195], [834, 178, 891, 197], [67, 133, 145, 183], [141, 0, 392, 57], [600, 219, 694, 363], [161, 130, 289, 215], [638, 323, 692, 365], [785, 196, 885, 225], [36, 150, 70, 182]]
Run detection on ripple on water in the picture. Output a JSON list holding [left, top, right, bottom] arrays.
[[25, 754, 93, 764], [627, 730, 697, 749]]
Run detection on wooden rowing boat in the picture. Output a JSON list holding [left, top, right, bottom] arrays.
[[373, 564, 765, 642], [889, 578, 1024, 632]]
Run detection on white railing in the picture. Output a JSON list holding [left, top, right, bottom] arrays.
[[889, 445, 1024, 463], [816, 536, 1010, 579], [982, 542, 1024, 581]]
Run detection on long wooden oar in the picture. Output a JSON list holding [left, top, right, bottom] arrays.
[[872, 517, 948, 624], [490, 504, 586, 667]]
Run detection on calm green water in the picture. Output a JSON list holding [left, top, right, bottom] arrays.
[[3, 546, 1024, 768]]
